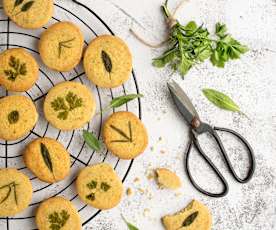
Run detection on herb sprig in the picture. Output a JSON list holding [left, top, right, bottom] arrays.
[[152, 0, 248, 77], [110, 121, 133, 143]]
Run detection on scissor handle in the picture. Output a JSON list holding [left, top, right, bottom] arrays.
[[185, 138, 229, 198], [212, 127, 255, 183]]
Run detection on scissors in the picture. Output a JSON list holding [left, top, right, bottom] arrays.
[[168, 81, 255, 198]]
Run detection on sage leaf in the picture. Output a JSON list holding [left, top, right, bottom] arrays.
[[121, 215, 139, 230], [101, 94, 143, 113], [14, 0, 24, 8], [182, 211, 198, 227], [8, 111, 19, 124], [83, 130, 101, 151], [101, 50, 112, 73], [40, 143, 53, 173], [202, 88, 241, 112], [110, 94, 143, 109], [21, 1, 34, 12]]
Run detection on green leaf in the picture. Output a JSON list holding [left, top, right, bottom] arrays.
[[14, 0, 24, 8], [40, 143, 54, 173], [182, 211, 198, 227], [121, 215, 139, 230], [83, 130, 101, 151], [8, 110, 19, 124], [109, 94, 143, 109], [101, 50, 112, 73], [202, 88, 241, 112], [20, 1, 34, 12], [215, 23, 227, 37]]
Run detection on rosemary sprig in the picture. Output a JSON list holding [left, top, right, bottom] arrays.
[[0, 182, 18, 205], [110, 121, 133, 143], [58, 38, 76, 58]]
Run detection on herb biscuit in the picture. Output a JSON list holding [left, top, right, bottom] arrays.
[[0, 95, 38, 140], [0, 48, 39, 92], [24, 137, 71, 183], [83, 35, 132, 88], [0, 168, 32, 217], [162, 200, 212, 230], [3, 0, 53, 29], [39, 22, 84, 72], [36, 196, 81, 230], [43, 81, 96, 131], [103, 111, 148, 159], [76, 163, 123, 210]]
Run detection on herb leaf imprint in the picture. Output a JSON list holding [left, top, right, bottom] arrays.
[[101, 50, 112, 73], [0, 182, 18, 205], [4, 56, 27, 81], [8, 110, 19, 124], [40, 143, 54, 173], [110, 121, 133, 143], [48, 210, 70, 230], [182, 211, 199, 227], [58, 38, 75, 58]]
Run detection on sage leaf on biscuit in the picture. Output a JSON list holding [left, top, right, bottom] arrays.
[[121, 215, 139, 230], [182, 211, 198, 227], [83, 130, 101, 151], [101, 50, 112, 73], [40, 143, 53, 173], [20, 1, 34, 12]]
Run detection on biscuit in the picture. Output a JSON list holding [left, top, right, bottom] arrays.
[[83, 35, 132, 88], [3, 0, 53, 29], [36, 196, 81, 230], [103, 111, 148, 159], [24, 137, 71, 183], [0, 48, 39, 92], [43, 81, 96, 131], [0, 95, 38, 140], [155, 168, 181, 190], [39, 22, 84, 72], [162, 200, 212, 230], [0, 168, 32, 217], [76, 163, 123, 210]]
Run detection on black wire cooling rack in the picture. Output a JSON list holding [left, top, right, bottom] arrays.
[[0, 0, 141, 229]]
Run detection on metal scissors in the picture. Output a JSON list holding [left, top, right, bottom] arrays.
[[168, 81, 255, 198]]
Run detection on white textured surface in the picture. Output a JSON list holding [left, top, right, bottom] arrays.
[[1, 0, 276, 229], [83, 0, 276, 229]]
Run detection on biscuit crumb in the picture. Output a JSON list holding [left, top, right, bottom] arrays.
[[134, 177, 140, 183], [138, 188, 145, 194], [126, 188, 133, 196], [155, 168, 181, 190], [147, 173, 155, 180]]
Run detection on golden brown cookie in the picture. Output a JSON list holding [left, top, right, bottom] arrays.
[[0, 95, 38, 140], [0, 168, 32, 217], [36, 196, 81, 230], [24, 137, 71, 183], [162, 200, 212, 230], [3, 0, 53, 29], [43, 81, 96, 131], [0, 48, 39, 92], [39, 22, 84, 72], [76, 163, 123, 210], [83, 35, 132, 88], [103, 111, 148, 159], [155, 168, 181, 190]]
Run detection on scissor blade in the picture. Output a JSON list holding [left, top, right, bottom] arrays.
[[167, 80, 199, 125]]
